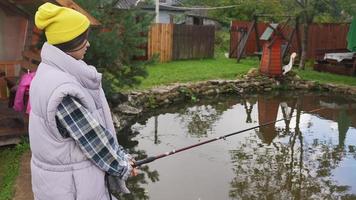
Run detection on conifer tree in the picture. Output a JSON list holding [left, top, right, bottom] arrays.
[[76, 0, 154, 99]]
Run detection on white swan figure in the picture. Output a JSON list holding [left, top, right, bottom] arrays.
[[280, 102, 291, 120], [282, 52, 297, 75]]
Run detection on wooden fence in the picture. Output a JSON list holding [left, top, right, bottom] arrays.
[[230, 21, 350, 59], [173, 25, 215, 60], [148, 23, 173, 62], [148, 23, 215, 62]]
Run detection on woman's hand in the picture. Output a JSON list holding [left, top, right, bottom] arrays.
[[129, 160, 138, 177]]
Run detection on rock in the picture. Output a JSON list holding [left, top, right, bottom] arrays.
[[246, 68, 259, 77], [112, 114, 120, 128], [109, 92, 128, 107], [129, 91, 141, 95], [156, 94, 170, 102], [325, 83, 337, 89], [304, 81, 315, 89], [296, 83, 309, 89], [240, 82, 250, 88], [349, 88, 356, 95], [115, 103, 142, 115], [208, 80, 220, 85], [202, 89, 215, 95], [151, 88, 169, 94], [252, 81, 261, 87]]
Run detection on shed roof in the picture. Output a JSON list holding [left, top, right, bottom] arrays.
[[260, 23, 279, 40]]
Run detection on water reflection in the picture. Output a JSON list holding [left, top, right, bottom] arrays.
[[116, 92, 356, 200], [241, 97, 257, 123], [113, 132, 159, 200], [177, 105, 223, 137], [338, 109, 351, 148]]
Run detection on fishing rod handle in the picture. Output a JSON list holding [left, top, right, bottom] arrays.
[[134, 156, 156, 167]]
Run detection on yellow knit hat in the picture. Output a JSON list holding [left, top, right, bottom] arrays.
[[35, 2, 90, 45]]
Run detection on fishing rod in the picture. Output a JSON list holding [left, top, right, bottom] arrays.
[[134, 107, 325, 167]]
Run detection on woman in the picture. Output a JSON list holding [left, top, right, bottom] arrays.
[[29, 3, 136, 200]]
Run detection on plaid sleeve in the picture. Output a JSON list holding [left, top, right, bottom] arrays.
[[55, 96, 132, 180]]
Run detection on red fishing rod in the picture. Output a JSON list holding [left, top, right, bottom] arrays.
[[134, 107, 325, 167]]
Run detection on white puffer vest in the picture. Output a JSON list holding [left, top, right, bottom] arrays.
[[29, 43, 117, 200]]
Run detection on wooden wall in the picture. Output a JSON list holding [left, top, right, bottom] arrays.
[[230, 21, 268, 58], [230, 21, 350, 59], [148, 23, 215, 62]]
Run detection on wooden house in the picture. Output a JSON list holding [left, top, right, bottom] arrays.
[[0, 0, 100, 99], [0, 0, 100, 146]]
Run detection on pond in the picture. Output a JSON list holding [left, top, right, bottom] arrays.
[[116, 91, 356, 200]]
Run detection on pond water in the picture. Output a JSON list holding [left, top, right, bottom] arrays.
[[116, 92, 356, 200]]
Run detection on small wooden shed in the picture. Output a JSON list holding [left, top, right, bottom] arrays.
[[259, 23, 285, 77]]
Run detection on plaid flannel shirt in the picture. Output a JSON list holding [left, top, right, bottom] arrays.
[[55, 96, 132, 180]]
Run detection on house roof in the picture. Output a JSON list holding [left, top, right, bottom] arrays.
[[56, 0, 100, 26], [3, 0, 100, 26], [115, 0, 141, 9]]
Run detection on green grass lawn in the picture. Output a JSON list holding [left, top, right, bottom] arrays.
[[132, 55, 259, 90], [129, 55, 355, 90], [0, 141, 29, 200], [296, 67, 356, 86]]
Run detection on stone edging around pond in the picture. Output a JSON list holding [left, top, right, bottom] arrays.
[[112, 72, 356, 131]]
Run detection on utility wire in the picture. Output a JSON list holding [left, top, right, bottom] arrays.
[[114, 0, 239, 10], [160, 4, 240, 10]]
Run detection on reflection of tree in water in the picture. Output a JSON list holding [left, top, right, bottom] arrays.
[[229, 99, 356, 200], [114, 96, 240, 199], [241, 96, 257, 124], [113, 130, 160, 200], [177, 104, 226, 137], [337, 109, 351, 148], [177, 96, 259, 137], [229, 138, 356, 199], [113, 92, 356, 199]]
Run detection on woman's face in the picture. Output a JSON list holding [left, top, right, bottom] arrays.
[[67, 40, 90, 60]]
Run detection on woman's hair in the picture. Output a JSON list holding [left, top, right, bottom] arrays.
[[54, 29, 89, 52]]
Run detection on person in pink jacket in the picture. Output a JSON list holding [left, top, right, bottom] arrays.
[[13, 71, 36, 114]]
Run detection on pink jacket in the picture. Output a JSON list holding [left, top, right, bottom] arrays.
[[13, 71, 36, 114]]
